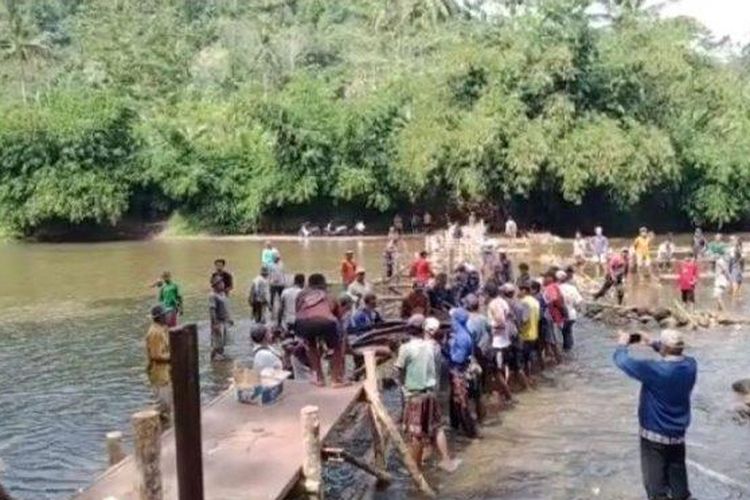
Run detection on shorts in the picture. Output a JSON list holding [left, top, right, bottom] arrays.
[[295, 318, 339, 349], [402, 392, 442, 444], [498, 345, 520, 372], [152, 383, 172, 418], [211, 322, 228, 349], [680, 289, 695, 304], [544, 323, 563, 345], [636, 254, 651, 268], [165, 309, 178, 327], [520, 341, 536, 366], [595, 254, 607, 265]]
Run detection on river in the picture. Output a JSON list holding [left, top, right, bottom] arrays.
[[0, 237, 748, 499]]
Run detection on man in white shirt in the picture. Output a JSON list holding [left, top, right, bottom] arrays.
[[505, 217, 518, 239], [483, 282, 514, 404], [279, 273, 305, 333], [251, 325, 283, 372], [347, 268, 373, 306], [557, 269, 583, 352]]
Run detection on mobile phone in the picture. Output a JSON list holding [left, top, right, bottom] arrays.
[[629, 333, 642, 344]]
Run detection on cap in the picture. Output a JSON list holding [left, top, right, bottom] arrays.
[[356, 268, 366, 274], [555, 270, 567, 281], [345, 250, 354, 255], [424, 317, 440, 334], [500, 282, 516, 293], [406, 314, 426, 330], [660, 329, 684, 349]]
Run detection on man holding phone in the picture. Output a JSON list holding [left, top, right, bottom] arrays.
[[614, 329, 697, 500]]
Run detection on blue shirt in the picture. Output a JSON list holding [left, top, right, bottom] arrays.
[[613, 345, 697, 439], [448, 308, 474, 369], [348, 308, 382, 335]]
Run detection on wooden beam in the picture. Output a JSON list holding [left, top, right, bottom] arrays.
[[300, 405, 324, 499], [132, 409, 162, 500]]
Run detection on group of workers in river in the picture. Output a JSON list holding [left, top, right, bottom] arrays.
[[579, 225, 745, 312], [142, 219, 725, 496]]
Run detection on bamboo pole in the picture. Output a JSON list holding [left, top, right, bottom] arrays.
[[322, 447, 393, 485], [363, 350, 387, 469], [106, 431, 126, 467], [132, 409, 162, 500], [300, 405, 324, 499], [362, 349, 436, 497]]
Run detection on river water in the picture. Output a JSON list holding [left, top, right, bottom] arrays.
[[0, 237, 749, 499]]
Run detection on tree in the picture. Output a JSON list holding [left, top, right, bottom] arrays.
[[0, 0, 54, 104]]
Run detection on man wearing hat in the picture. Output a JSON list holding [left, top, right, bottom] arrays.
[[394, 317, 460, 472], [614, 329, 697, 500], [347, 268, 372, 307], [145, 305, 172, 424]]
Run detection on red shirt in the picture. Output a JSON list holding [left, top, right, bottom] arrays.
[[677, 261, 698, 291], [544, 283, 566, 327], [608, 254, 627, 277], [341, 259, 357, 285], [410, 257, 433, 285]]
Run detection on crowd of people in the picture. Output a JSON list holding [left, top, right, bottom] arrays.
[[576, 226, 746, 311]]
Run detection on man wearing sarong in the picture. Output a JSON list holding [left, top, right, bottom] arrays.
[[395, 317, 460, 472]]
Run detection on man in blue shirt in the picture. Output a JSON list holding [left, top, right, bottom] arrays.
[[614, 329, 697, 500], [348, 293, 383, 335]]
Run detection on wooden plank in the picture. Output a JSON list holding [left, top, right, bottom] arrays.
[[78, 382, 362, 500]]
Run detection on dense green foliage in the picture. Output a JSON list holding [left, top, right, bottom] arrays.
[[2, 0, 750, 234]]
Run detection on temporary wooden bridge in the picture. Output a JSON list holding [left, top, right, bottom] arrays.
[[79, 325, 435, 500]]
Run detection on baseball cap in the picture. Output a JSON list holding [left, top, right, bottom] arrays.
[[424, 317, 440, 334], [555, 270, 567, 281], [406, 314, 426, 330], [660, 329, 685, 349]]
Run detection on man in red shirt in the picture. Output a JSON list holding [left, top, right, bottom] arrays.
[[678, 253, 699, 311], [594, 248, 629, 304], [410, 250, 434, 286], [341, 250, 358, 288], [542, 270, 566, 363]]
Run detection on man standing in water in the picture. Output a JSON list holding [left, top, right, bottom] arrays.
[[591, 226, 609, 276], [341, 250, 358, 289], [614, 329, 697, 500], [593, 248, 629, 305], [157, 271, 183, 327], [394, 317, 460, 472], [145, 305, 171, 424], [209, 275, 232, 360], [633, 227, 652, 277]]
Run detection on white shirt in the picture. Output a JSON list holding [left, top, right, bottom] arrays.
[[253, 346, 283, 372], [715, 257, 730, 288], [573, 238, 587, 258], [657, 241, 674, 261], [279, 286, 302, 326], [559, 282, 583, 321], [487, 297, 511, 348]]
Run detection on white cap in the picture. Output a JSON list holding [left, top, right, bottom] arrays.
[[660, 329, 684, 349], [424, 317, 440, 334], [555, 270, 567, 281], [356, 268, 366, 274]]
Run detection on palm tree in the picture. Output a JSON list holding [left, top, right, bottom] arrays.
[[376, 0, 460, 30], [0, 0, 54, 104]]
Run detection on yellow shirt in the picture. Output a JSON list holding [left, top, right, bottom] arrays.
[[146, 323, 170, 386], [634, 236, 650, 258], [520, 295, 540, 342]]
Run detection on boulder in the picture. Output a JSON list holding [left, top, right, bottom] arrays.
[[659, 317, 678, 329], [652, 308, 672, 322]]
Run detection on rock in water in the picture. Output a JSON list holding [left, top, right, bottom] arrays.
[[652, 308, 671, 322], [732, 379, 750, 395], [659, 317, 678, 329]]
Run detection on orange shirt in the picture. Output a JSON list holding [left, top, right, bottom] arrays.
[[341, 259, 357, 285]]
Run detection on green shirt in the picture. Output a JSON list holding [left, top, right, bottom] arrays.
[[394, 338, 437, 395], [159, 282, 182, 312]]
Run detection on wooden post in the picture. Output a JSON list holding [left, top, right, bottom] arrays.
[[300, 405, 323, 499], [106, 431, 126, 466], [169, 323, 204, 500], [362, 351, 436, 497], [132, 410, 162, 500], [363, 350, 387, 469]]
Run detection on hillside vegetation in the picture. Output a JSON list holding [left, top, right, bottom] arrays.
[[2, 0, 750, 235]]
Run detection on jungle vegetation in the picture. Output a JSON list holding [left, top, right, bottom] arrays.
[[1, 0, 750, 235]]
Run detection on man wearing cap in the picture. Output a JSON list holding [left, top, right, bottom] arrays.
[[347, 268, 372, 307], [145, 305, 172, 424], [614, 329, 697, 500], [395, 316, 460, 472], [341, 250, 358, 288]]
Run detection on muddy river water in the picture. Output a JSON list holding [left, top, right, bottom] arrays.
[[0, 236, 748, 499]]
